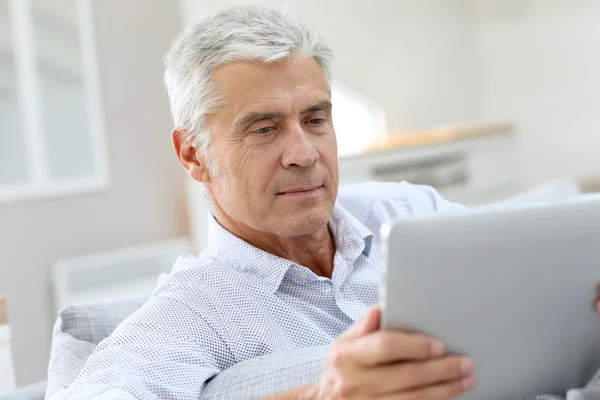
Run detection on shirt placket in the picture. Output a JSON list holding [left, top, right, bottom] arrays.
[[332, 254, 368, 322]]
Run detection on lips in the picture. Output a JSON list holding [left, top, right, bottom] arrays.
[[278, 185, 321, 195]]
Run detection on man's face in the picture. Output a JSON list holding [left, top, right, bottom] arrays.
[[206, 57, 338, 238]]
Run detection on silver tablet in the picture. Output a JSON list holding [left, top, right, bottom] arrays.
[[380, 194, 600, 400]]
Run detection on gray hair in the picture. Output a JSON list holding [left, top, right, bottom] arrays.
[[163, 5, 334, 175]]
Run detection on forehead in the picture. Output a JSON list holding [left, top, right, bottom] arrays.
[[212, 57, 330, 116]]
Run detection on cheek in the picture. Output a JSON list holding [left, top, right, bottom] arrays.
[[317, 135, 338, 170], [225, 149, 250, 190], [210, 148, 245, 201], [227, 146, 268, 198]]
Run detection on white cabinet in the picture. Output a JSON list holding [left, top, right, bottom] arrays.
[[338, 130, 522, 206]]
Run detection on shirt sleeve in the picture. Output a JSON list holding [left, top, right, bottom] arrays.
[[337, 181, 467, 221], [54, 294, 234, 400], [396, 181, 467, 215]]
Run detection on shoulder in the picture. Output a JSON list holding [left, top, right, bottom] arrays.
[[337, 181, 466, 222], [153, 252, 239, 301], [108, 253, 238, 344], [151, 251, 271, 314]]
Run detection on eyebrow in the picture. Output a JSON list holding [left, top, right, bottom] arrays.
[[234, 100, 332, 129], [301, 100, 332, 115], [235, 112, 281, 129]]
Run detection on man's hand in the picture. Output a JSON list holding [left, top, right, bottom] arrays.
[[305, 306, 476, 399], [269, 285, 600, 400]]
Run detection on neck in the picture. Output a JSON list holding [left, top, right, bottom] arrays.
[[245, 224, 336, 279], [211, 206, 336, 279]]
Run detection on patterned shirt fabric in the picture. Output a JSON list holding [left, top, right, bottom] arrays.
[[53, 182, 467, 399]]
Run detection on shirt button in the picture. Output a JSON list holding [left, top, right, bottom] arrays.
[[299, 270, 308, 279], [336, 289, 344, 298]]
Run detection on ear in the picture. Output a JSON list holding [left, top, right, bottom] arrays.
[[171, 129, 211, 183]]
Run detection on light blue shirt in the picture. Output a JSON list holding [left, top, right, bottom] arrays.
[[54, 182, 466, 399]]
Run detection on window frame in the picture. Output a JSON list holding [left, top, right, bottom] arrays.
[[0, 0, 109, 204]]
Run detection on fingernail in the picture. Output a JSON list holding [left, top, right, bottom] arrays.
[[462, 375, 476, 390], [460, 357, 474, 375], [430, 340, 444, 356]]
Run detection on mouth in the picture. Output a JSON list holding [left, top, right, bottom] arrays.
[[278, 185, 322, 196]]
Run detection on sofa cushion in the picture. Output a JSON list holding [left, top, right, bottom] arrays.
[[46, 332, 96, 398], [46, 296, 147, 398], [200, 345, 328, 399], [56, 295, 148, 345]]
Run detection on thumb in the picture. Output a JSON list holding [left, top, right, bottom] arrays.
[[339, 305, 380, 340]]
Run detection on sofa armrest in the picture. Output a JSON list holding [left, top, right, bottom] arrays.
[[201, 345, 328, 400]]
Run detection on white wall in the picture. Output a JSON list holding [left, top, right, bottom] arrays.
[[0, 0, 185, 386], [473, 0, 600, 186], [180, 0, 483, 133]]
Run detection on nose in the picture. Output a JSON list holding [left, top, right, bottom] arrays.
[[281, 124, 319, 169]]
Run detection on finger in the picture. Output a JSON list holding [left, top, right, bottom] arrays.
[[339, 306, 380, 340], [370, 356, 474, 395], [595, 300, 600, 315], [348, 330, 445, 366], [397, 374, 477, 400]]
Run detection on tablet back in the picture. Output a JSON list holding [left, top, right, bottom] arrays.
[[380, 194, 600, 399]]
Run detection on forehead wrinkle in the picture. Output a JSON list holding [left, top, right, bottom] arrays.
[[224, 82, 264, 106], [293, 87, 330, 108], [234, 95, 291, 122]]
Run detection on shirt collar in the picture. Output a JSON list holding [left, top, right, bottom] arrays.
[[208, 202, 374, 293], [328, 203, 374, 261]]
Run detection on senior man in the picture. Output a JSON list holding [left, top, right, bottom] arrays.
[[54, 5, 600, 400]]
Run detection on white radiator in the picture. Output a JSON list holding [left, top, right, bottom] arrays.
[[52, 237, 191, 311]]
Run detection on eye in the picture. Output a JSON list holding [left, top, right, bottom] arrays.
[[252, 126, 276, 134], [304, 110, 329, 127]]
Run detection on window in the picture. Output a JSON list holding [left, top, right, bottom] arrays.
[[0, 0, 108, 203], [331, 81, 388, 157]]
